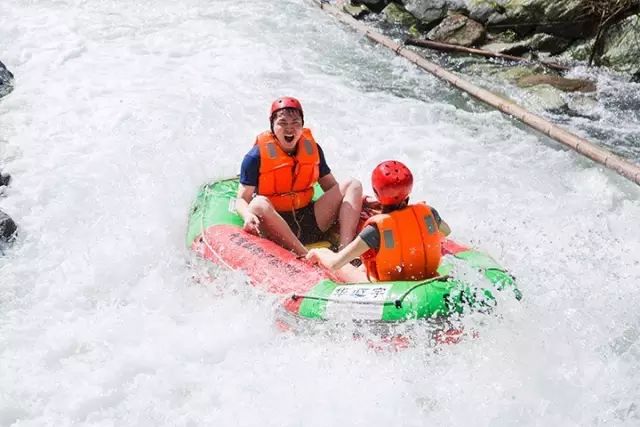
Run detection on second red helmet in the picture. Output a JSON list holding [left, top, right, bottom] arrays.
[[270, 97, 304, 123], [371, 160, 413, 205]]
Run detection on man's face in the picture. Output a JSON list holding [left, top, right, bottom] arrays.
[[272, 109, 303, 153]]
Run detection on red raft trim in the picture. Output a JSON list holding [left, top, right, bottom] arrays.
[[192, 224, 341, 294], [442, 238, 468, 255]]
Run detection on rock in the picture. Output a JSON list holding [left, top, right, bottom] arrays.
[[352, 0, 389, 14], [467, 0, 510, 25], [524, 84, 567, 111], [403, 0, 449, 24], [0, 60, 14, 98], [478, 0, 596, 38], [426, 13, 485, 47], [0, 209, 17, 248], [483, 32, 571, 56], [489, 29, 519, 43], [495, 65, 541, 82], [382, 3, 418, 27], [517, 74, 597, 92], [599, 14, 640, 73], [536, 1, 596, 38], [562, 37, 596, 62], [468, 0, 505, 23], [482, 40, 530, 56], [343, 3, 371, 19], [0, 172, 10, 188], [566, 95, 600, 119], [632, 71, 640, 83], [529, 33, 572, 55]]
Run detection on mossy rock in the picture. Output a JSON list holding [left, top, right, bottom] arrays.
[[382, 2, 418, 27]]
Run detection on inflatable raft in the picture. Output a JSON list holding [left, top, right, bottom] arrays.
[[187, 178, 521, 340]]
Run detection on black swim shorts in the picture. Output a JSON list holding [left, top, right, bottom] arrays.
[[279, 203, 326, 245]]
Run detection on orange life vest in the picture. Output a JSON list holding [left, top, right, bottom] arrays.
[[361, 203, 442, 282], [255, 129, 320, 212]]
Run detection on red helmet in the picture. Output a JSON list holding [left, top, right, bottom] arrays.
[[371, 160, 413, 205], [270, 97, 304, 123]]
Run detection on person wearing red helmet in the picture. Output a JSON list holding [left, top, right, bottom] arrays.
[[235, 96, 364, 256], [306, 160, 451, 282]]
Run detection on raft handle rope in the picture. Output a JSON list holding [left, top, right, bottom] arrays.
[[291, 275, 450, 308], [198, 180, 237, 272]]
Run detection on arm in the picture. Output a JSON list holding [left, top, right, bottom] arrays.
[[235, 184, 255, 218], [236, 149, 261, 233], [236, 184, 260, 234], [307, 236, 370, 270]]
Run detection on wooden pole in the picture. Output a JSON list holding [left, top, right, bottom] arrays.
[[313, 0, 640, 186], [405, 38, 571, 72]]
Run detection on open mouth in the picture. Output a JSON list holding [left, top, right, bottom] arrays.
[[284, 135, 295, 143]]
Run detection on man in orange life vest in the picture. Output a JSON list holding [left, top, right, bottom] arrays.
[[235, 97, 364, 256], [306, 160, 451, 281]]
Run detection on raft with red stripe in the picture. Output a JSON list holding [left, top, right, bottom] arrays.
[[187, 178, 521, 334]]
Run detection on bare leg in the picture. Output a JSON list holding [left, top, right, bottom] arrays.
[[314, 178, 363, 249], [247, 196, 308, 256]]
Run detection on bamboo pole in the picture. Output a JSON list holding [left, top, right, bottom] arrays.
[[405, 38, 571, 72], [313, 0, 640, 186]]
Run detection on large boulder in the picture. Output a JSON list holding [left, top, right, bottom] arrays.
[[599, 14, 640, 73], [469, 0, 596, 38], [427, 12, 485, 46], [0, 60, 14, 98]]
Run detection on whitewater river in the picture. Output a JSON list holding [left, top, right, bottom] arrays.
[[1, 0, 640, 425]]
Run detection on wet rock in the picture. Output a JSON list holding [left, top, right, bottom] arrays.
[[382, 3, 418, 27], [523, 84, 567, 111], [343, 2, 371, 19], [0, 60, 14, 98], [0, 209, 17, 248], [426, 13, 485, 47], [566, 95, 600, 119], [599, 14, 640, 73], [517, 74, 597, 92], [0, 172, 10, 188]]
